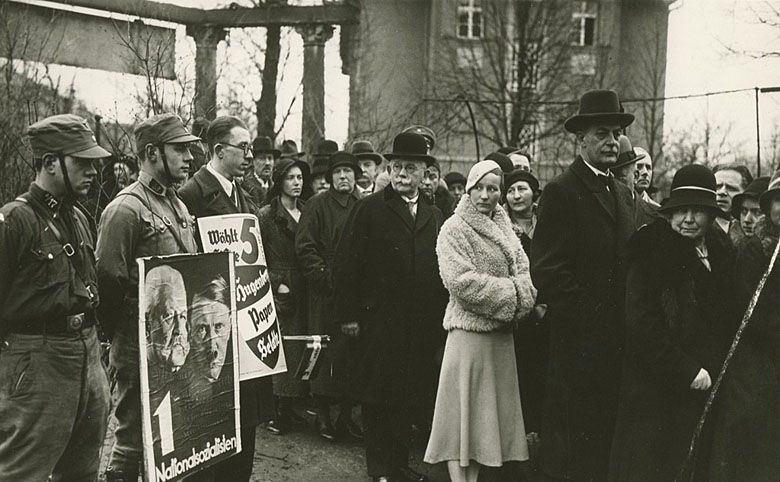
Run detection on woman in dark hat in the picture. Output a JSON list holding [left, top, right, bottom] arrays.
[[708, 170, 780, 481], [609, 164, 739, 481], [257, 158, 313, 435]]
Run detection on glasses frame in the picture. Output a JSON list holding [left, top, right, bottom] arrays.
[[219, 141, 254, 155]]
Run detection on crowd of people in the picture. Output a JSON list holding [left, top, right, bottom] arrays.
[[0, 88, 779, 482]]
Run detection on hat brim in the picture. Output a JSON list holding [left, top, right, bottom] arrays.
[[658, 192, 720, 215], [564, 113, 635, 133], [281, 151, 305, 159], [256, 149, 282, 158], [612, 152, 647, 171], [354, 153, 383, 164], [327, 161, 362, 181], [384, 153, 436, 167], [70, 144, 112, 159], [760, 188, 780, 214], [731, 191, 761, 217], [165, 133, 201, 144]]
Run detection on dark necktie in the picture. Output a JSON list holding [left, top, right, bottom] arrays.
[[407, 200, 416, 219], [230, 184, 239, 208], [599, 174, 614, 192]]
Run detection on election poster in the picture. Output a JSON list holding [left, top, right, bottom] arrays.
[[138, 252, 241, 482], [197, 213, 287, 380]]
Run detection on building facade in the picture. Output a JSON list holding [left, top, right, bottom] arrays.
[[344, 0, 673, 182]]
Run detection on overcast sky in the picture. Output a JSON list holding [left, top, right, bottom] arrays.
[[23, 0, 780, 163]]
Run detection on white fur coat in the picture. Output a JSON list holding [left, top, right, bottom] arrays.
[[437, 195, 537, 332]]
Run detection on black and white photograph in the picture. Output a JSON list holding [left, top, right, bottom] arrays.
[[1, 0, 779, 481]]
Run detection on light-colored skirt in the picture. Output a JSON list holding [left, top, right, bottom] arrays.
[[424, 329, 529, 467]]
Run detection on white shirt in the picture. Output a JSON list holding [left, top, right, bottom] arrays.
[[582, 157, 610, 178], [207, 161, 235, 198], [401, 193, 420, 218], [715, 217, 730, 234]]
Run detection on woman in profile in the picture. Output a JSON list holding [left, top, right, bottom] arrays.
[[424, 160, 537, 482]]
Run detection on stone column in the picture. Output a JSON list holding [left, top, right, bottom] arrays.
[[295, 24, 334, 154], [187, 25, 226, 120]]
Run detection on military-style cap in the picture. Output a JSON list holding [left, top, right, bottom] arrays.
[[27, 114, 111, 159], [135, 113, 200, 149]]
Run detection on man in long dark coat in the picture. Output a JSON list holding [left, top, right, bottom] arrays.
[[530, 90, 638, 481], [295, 151, 363, 441], [334, 132, 448, 482], [178, 116, 273, 481]]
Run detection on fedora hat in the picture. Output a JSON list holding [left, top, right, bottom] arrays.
[[350, 140, 383, 164], [731, 176, 770, 218], [327, 151, 362, 181], [312, 139, 339, 160], [612, 135, 646, 171], [564, 90, 635, 133], [252, 136, 281, 158], [659, 164, 720, 214], [279, 139, 304, 159], [759, 171, 780, 215], [384, 132, 436, 166]]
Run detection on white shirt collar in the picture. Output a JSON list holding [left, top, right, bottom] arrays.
[[207, 161, 235, 197], [582, 157, 610, 177], [401, 193, 419, 204]]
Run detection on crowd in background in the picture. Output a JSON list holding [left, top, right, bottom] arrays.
[[1, 88, 779, 482]]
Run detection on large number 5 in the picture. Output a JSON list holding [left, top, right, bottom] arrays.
[[154, 391, 174, 455], [240, 217, 260, 265]]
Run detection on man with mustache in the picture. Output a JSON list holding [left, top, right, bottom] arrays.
[[296, 151, 364, 442], [144, 265, 189, 374], [0, 114, 110, 481], [179, 116, 274, 482], [530, 90, 638, 481], [97, 113, 199, 482]]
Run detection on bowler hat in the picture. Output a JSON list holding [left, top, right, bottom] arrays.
[[350, 140, 383, 164], [659, 164, 719, 214], [327, 151, 362, 181], [267, 157, 312, 201], [564, 90, 635, 133], [484, 152, 514, 174], [402, 125, 436, 151], [252, 136, 281, 158], [612, 135, 646, 171], [444, 171, 466, 187], [505, 169, 540, 194], [384, 132, 436, 166], [279, 139, 305, 159], [27, 114, 111, 159], [312, 139, 339, 160], [731, 176, 770, 218], [135, 113, 200, 149], [759, 171, 780, 215]]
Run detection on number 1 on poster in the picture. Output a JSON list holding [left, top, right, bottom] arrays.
[[154, 391, 174, 455]]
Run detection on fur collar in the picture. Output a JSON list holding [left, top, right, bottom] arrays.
[[453, 196, 526, 275], [754, 217, 780, 258]]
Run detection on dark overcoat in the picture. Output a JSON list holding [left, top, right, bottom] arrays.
[[294, 188, 361, 398], [177, 166, 274, 427], [241, 172, 270, 208], [257, 197, 309, 398], [332, 186, 448, 407], [530, 156, 638, 481], [608, 219, 737, 482], [708, 218, 780, 481]]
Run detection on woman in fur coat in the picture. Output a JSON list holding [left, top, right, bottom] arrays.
[[608, 165, 738, 482], [424, 160, 537, 482]]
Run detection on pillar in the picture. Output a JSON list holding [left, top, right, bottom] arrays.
[[295, 24, 334, 154], [187, 25, 226, 120]]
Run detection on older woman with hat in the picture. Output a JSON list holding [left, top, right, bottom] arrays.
[[708, 170, 780, 481], [424, 160, 537, 482], [257, 157, 313, 435], [608, 164, 739, 481]]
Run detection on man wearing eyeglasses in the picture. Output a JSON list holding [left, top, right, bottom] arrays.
[[97, 113, 199, 482], [333, 132, 449, 482]]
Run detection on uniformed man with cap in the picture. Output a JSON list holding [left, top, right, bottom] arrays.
[[0, 114, 111, 480], [98, 113, 199, 481]]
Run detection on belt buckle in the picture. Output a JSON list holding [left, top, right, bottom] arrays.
[[63, 243, 75, 257], [66, 313, 85, 331]]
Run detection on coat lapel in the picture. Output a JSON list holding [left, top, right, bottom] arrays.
[[414, 200, 433, 234], [384, 187, 415, 231], [195, 167, 238, 215], [614, 181, 638, 245], [572, 156, 616, 221]]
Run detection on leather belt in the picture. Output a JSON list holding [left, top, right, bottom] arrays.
[[11, 312, 95, 335]]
